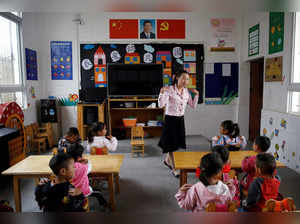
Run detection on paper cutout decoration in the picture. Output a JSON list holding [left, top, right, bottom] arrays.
[[274, 152, 279, 160], [184, 63, 196, 73], [173, 47, 182, 58], [269, 117, 273, 125], [280, 118, 287, 129], [184, 50, 196, 61], [156, 51, 172, 68], [144, 45, 155, 53], [275, 129, 279, 136], [110, 44, 117, 49], [187, 74, 197, 89], [263, 128, 267, 136], [125, 52, 140, 64], [265, 56, 283, 82], [157, 19, 185, 39], [58, 93, 79, 106], [25, 48, 38, 80], [270, 131, 274, 140], [176, 58, 183, 64], [281, 140, 286, 151], [83, 44, 95, 50], [29, 86, 36, 99], [111, 51, 121, 62], [163, 68, 172, 86], [94, 46, 107, 87], [275, 144, 279, 151], [81, 59, 93, 70], [269, 12, 284, 54], [51, 41, 73, 80], [109, 19, 139, 39], [126, 44, 135, 53], [143, 53, 153, 63]]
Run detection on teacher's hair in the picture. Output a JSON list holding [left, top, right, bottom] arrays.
[[172, 70, 189, 86]]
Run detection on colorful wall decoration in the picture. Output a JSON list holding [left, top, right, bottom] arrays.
[[25, 48, 38, 80], [80, 43, 204, 103], [265, 56, 283, 82], [51, 41, 73, 80], [261, 110, 300, 174], [269, 12, 284, 54]]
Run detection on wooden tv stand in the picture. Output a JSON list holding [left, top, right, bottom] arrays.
[[107, 98, 164, 138]]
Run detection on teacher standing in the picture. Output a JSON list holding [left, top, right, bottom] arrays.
[[158, 70, 199, 177]]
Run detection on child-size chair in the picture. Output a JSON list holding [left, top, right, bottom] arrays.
[[130, 126, 145, 157], [263, 198, 296, 212], [36, 123, 54, 148], [30, 123, 47, 154], [205, 200, 238, 212]]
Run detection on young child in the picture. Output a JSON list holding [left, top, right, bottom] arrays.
[[175, 153, 233, 212], [212, 120, 247, 150], [58, 127, 81, 151], [87, 122, 118, 154], [66, 143, 110, 212], [242, 153, 281, 212], [211, 146, 240, 203], [35, 153, 88, 212], [241, 136, 271, 196]]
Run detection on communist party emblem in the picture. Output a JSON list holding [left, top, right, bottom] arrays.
[[160, 21, 169, 31]]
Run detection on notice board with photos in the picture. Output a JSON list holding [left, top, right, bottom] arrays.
[[80, 43, 204, 103]]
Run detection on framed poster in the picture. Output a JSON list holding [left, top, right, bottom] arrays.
[[265, 56, 283, 82], [248, 24, 260, 57], [51, 41, 73, 80], [269, 12, 284, 54], [25, 48, 38, 80]]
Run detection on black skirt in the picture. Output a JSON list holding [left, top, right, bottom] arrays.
[[158, 115, 186, 153]]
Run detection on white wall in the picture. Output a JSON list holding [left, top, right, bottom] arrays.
[[22, 12, 246, 138]]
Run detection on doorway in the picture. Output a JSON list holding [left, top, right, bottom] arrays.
[[249, 58, 264, 142]]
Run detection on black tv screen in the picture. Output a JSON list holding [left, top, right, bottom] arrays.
[[107, 63, 163, 96]]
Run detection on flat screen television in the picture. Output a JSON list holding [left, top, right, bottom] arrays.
[[107, 63, 163, 97]]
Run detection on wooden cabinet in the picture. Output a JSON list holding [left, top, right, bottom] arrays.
[[77, 103, 105, 140], [107, 98, 164, 138]]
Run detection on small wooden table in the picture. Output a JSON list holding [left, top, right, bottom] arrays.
[[1, 154, 124, 212], [174, 151, 286, 187]]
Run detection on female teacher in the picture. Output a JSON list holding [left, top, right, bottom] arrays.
[[158, 70, 199, 177]]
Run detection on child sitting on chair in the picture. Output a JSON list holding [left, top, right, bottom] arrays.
[[175, 153, 233, 212], [66, 143, 110, 212], [212, 120, 247, 151], [58, 127, 81, 152], [240, 136, 271, 198], [211, 146, 240, 204], [242, 153, 281, 212], [35, 153, 88, 212], [87, 122, 118, 154]]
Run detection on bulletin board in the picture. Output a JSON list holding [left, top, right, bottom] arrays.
[[265, 56, 283, 82], [80, 43, 204, 103], [205, 63, 239, 104]]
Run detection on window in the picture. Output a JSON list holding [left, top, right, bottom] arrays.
[[0, 12, 26, 108], [288, 12, 300, 114]]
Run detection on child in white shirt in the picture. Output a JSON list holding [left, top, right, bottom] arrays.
[[86, 122, 118, 154]]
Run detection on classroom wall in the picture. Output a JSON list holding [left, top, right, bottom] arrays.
[[241, 12, 300, 173], [22, 12, 246, 138]]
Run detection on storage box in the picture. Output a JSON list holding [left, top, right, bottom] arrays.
[[122, 118, 137, 127]]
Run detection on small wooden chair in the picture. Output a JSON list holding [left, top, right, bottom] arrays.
[[36, 123, 54, 148], [24, 125, 33, 154], [30, 123, 47, 154], [205, 200, 238, 212], [130, 126, 145, 157], [263, 198, 296, 212]]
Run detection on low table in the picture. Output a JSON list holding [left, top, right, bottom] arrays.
[[1, 154, 124, 212]]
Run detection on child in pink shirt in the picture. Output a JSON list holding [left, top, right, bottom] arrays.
[[175, 153, 233, 212], [67, 143, 111, 212]]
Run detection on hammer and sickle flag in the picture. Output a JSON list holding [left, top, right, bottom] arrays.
[[157, 19, 185, 39]]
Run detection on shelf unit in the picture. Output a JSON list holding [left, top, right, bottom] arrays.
[[77, 103, 105, 140], [107, 98, 164, 138]]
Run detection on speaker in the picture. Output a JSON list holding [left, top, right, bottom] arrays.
[[79, 87, 107, 103], [40, 99, 57, 123]]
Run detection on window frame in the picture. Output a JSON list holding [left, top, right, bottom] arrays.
[[0, 12, 27, 109]]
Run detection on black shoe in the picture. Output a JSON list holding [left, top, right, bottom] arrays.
[[172, 170, 180, 178], [163, 160, 173, 170]]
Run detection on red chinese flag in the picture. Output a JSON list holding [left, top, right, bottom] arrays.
[[157, 19, 185, 39], [109, 19, 138, 39]]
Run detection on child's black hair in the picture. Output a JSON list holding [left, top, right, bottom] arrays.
[[254, 136, 271, 152], [211, 145, 229, 164], [67, 143, 84, 162], [49, 152, 73, 176], [221, 120, 240, 138], [172, 69, 189, 86], [198, 153, 223, 186], [256, 153, 276, 176], [67, 127, 79, 137], [87, 122, 106, 143]]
